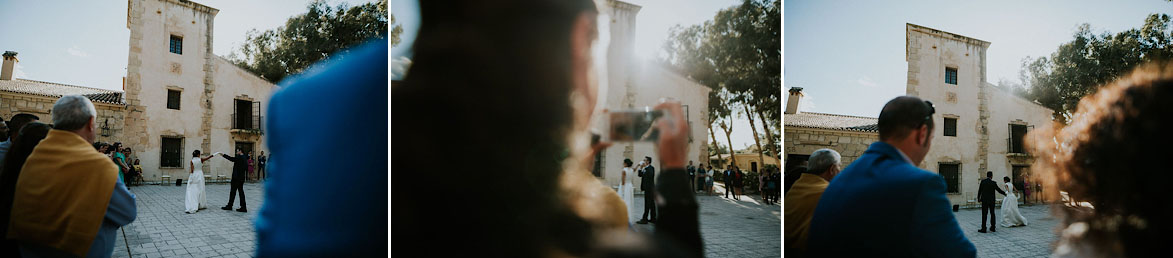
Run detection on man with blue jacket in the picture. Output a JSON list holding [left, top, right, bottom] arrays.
[[807, 96, 975, 257]]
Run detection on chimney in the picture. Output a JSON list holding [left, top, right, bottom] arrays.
[[1, 51, 17, 81], [785, 87, 803, 114]]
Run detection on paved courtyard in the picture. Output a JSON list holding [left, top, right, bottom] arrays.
[[113, 182, 265, 258], [955, 204, 1060, 257], [633, 183, 781, 258]]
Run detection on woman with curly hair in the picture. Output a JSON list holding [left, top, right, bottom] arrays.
[[1027, 62, 1173, 257]]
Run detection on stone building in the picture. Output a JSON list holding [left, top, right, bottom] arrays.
[[124, 0, 276, 182], [783, 24, 1055, 206], [782, 88, 878, 169], [0, 0, 276, 184], [0, 52, 127, 144], [592, 0, 713, 192], [708, 152, 780, 172], [905, 23, 1053, 205]]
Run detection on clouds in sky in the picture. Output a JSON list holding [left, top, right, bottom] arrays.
[[66, 46, 89, 58], [856, 76, 878, 88]]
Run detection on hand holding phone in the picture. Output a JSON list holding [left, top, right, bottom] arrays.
[[607, 108, 665, 142]]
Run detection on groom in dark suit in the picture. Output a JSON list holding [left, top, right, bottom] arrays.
[[636, 156, 656, 224], [977, 171, 1006, 233], [220, 149, 250, 212]]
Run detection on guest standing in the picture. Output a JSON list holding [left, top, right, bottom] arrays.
[[807, 96, 975, 257], [257, 151, 267, 180], [8, 95, 136, 258], [0, 114, 40, 166], [785, 149, 841, 254], [0, 122, 51, 257]]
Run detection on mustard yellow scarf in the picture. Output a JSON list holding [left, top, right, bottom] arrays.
[[7, 130, 118, 257]]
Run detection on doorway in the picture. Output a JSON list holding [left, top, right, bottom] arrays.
[[234, 141, 255, 157]]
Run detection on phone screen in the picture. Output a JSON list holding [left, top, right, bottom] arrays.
[[607, 109, 664, 142]]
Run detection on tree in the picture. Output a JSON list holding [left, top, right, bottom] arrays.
[[229, 0, 389, 83], [661, 0, 781, 159], [1019, 14, 1173, 122], [391, 12, 404, 47]]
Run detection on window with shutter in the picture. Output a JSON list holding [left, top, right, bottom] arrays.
[[944, 117, 957, 136], [161, 137, 183, 168]]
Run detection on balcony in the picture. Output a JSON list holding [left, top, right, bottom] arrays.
[[231, 113, 263, 135]]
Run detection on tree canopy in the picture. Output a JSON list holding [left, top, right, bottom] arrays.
[[1018, 14, 1173, 122], [661, 0, 781, 156], [229, 0, 390, 83]]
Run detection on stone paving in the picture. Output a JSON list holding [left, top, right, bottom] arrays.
[[112, 182, 265, 258], [954, 204, 1059, 258], [633, 183, 781, 258]]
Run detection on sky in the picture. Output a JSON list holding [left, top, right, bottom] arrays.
[[0, 0, 376, 92], [786, 0, 1173, 118], [390, 0, 776, 151]]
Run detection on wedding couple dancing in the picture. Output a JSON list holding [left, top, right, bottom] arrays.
[[977, 171, 1028, 233], [186, 149, 251, 214]]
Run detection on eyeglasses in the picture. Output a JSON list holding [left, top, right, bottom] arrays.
[[923, 100, 935, 125]]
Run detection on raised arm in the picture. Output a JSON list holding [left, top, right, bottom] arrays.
[[910, 175, 977, 257], [201, 155, 215, 162], [221, 154, 240, 162]]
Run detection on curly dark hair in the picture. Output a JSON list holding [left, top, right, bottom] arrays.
[[1026, 62, 1173, 257]]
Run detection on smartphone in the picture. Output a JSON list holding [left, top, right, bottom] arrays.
[[607, 108, 664, 142]]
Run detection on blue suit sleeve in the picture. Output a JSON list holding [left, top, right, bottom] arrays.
[[909, 174, 975, 258], [106, 180, 137, 227]]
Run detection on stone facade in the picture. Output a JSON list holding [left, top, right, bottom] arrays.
[[125, 0, 276, 182], [0, 93, 126, 144], [905, 23, 1054, 205], [593, 1, 713, 192], [782, 127, 876, 167]]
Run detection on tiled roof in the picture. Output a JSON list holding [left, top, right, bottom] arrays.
[[0, 79, 124, 104], [784, 112, 878, 133]]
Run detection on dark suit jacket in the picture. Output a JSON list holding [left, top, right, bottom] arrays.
[[977, 178, 1006, 204], [808, 142, 976, 257], [639, 165, 656, 190], [221, 154, 249, 179]]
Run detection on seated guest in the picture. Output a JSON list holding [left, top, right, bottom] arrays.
[[1028, 62, 1173, 257], [7, 95, 136, 258], [0, 122, 51, 257], [784, 149, 840, 254], [807, 96, 975, 257]]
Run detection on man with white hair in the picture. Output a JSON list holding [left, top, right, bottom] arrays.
[[784, 148, 841, 254], [7, 95, 136, 257]]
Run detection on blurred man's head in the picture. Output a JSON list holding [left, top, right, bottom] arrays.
[[878, 96, 935, 164], [987, 171, 993, 179], [52, 96, 97, 143], [807, 149, 842, 181], [9, 113, 40, 140]]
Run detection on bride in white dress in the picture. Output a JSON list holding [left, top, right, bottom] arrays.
[[617, 159, 636, 224], [186, 150, 215, 214], [1000, 176, 1028, 227]]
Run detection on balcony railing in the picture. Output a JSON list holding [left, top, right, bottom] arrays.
[[231, 114, 263, 134]]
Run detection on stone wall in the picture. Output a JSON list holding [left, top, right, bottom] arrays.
[[783, 127, 877, 168], [0, 93, 126, 143]]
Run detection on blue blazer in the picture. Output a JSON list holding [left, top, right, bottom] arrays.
[[807, 142, 975, 257], [256, 38, 387, 257]]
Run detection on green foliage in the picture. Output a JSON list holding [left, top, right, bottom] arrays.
[[229, 0, 389, 83], [1019, 14, 1173, 122], [661, 0, 780, 128]]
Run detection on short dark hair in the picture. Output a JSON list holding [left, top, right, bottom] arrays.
[[8, 113, 40, 140], [645, 156, 652, 163], [878, 96, 935, 141], [986, 171, 993, 177]]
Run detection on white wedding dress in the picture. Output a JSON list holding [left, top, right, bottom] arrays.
[[1001, 182, 1028, 227], [617, 167, 635, 224], [185, 157, 208, 213]]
